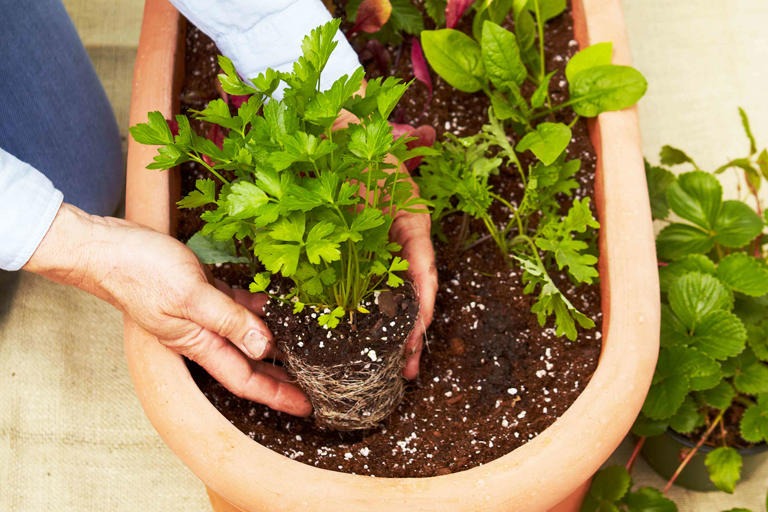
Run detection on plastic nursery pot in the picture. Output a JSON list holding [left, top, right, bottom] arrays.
[[641, 430, 768, 492], [124, 0, 659, 510]]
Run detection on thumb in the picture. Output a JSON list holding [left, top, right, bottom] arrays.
[[187, 284, 275, 360]]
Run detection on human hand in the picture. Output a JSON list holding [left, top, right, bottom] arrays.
[[24, 203, 312, 417], [390, 184, 437, 380]]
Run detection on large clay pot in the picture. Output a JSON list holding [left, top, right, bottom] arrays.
[[124, 0, 660, 510]]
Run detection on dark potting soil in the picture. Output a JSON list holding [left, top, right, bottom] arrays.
[[177, 3, 602, 478]]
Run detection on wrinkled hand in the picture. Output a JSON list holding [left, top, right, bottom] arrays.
[[24, 203, 311, 417]]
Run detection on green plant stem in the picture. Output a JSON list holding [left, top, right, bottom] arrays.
[[532, 0, 546, 84], [662, 409, 726, 494], [189, 153, 229, 185]]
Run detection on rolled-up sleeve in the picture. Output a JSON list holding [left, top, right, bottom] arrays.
[[0, 149, 63, 271], [170, 0, 360, 90]]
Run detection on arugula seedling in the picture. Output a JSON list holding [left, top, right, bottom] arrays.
[[416, 2, 645, 340], [131, 19, 428, 328]]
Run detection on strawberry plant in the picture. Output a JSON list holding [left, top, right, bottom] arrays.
[[414, 1, 646, 339], [131, 19, 428, 329]]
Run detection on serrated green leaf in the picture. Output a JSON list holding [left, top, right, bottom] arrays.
[[740, 399, 768, 443], [306, 222, 341, 264], [666, 170, 722, 229], [645, 161, 677, 220], [691, 310, 746, 361], [656, 224, 713, 261], [659, 255, 716, 293], [733, 360, 768, 394], [667, 272, 733, 329], [177, 178, 217, 209], [716, 253, 768, 296], [249, 272, 272, 293], [129, 111, 175, 145], [632, 414, 669, 438], [696, 380, 736, 410], [587, 465, 631, 502], [705, 447, 742, 493], [668, 396, 705, 434], [713, 200, 764, 248], [623, 486, 678, 512], [223, 181, 271, 218], [421, 29, 485, 93]]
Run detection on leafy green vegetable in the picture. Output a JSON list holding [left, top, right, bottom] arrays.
[[581, 466, 678, 512], [636, 109, 768, 494], [131, 19, 424, 326]]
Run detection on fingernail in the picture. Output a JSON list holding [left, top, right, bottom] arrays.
[[244, 330, 269, 359]]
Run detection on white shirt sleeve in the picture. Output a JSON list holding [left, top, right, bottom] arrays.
[[170, 0, 361, 91], [0, 149, 63, 271]]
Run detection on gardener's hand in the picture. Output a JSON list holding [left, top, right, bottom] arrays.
[[391, 191, 437, 380], [24, 203, 312, 417]]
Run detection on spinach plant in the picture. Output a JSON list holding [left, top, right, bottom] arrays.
[[414, 1, 647, 339], [131, 19, 426, 328]]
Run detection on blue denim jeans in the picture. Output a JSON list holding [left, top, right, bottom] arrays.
[[0, 0, 123, 216]]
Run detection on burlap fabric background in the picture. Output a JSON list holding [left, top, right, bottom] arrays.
[[1, 1, 766, 510]]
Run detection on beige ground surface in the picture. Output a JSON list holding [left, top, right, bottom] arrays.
[[0, 1, 766, 511]]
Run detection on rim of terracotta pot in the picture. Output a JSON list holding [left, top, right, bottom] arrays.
[[124, 0, 660, 510]]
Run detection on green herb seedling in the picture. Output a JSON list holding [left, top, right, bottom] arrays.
[[131, 19, 428, 328]]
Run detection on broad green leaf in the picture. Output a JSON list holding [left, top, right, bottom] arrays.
[[516, 122, 572, 166], [194, 98, 242, 131], [712, 200, 764, 248], [217, 55, 259, 96], [269, 214, 305, 243], [642, 372, 688, 420], [658, 255, 716, 293], [631, 414, 669, 438], [565, 42, 612, 83], [481, 21, 526, 89], [528, 0, 566, 22], [186, 232, 249, 265], [740, 399, 768, 443], [350, 208, 385, 232], [696, 380, 736, 410], [733, 360, 768, 394], [623, 487, 678, 512], [645, 161, 676, 220], [666, 170, 722, 230], [258, 241, 301, 276], [659, 145, 697, 167], [716, 253, 768, 296], [655, 223, 713, 261], [421, 29, 485, 93], [668, 396, 704, 433], [705, 447, 742, 494], [530, 70, 556, 109], [667, 272, 733, 329], [691, 310, 746, 361], [586, 465, 631, 503], [569, 65, 647, 117]]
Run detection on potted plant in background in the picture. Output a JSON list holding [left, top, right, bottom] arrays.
[[124, 0, 659, 510], [581, 110, 768, 512]]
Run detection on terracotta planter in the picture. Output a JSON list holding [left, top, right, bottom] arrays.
[[124, 0, 660, 510]]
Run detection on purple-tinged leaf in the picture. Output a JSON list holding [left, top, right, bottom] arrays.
[[445, 0, 474, 29], [410, 38, 432, 102], [351, 0, 392, 34]]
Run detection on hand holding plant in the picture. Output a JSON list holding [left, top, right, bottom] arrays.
[[131, 19, 435, 429]]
